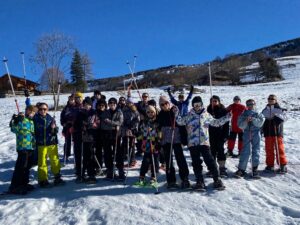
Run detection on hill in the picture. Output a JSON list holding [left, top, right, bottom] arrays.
[[89, 37, 300, 91]]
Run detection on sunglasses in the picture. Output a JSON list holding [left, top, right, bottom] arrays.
[[108, 102, 116, 105], [193, 103, 202, 107], [39, 108, 48, 111], [142, 95, 149, 98], [212, 100, 218, 103], [146, 111, 155, 114], [247, 103, 255, 106], [268, 98, 276, 100], [160, 102, 169, 107], [98, 104, 105, 107]]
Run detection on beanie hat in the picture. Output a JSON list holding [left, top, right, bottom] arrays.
[[159, 95, 169, 106], [96, 99, 107, 107], [75, 91, 83, 99], [233, 96, 241, 101], [83, 97, 93, 106], [108, 97, 118, 104], [126, 97, 134, 104], [192, 96, 203, 107], [148, 99, 157, 107], [210, 95, 221, 103], [94, 90, 101, 95]]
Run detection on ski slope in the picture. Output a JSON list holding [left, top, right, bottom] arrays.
[[1, 73, 300, 224]]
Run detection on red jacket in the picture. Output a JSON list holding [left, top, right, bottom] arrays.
[[227, 103, 246, 133]]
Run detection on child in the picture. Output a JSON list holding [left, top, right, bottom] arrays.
[[234, 99, 264, 178], [33, 103, 64, 187], [261, 94, 288, 173], [135, 105, 160, 186], [176, 96, 230, 190], [8, 106, 36, 194]]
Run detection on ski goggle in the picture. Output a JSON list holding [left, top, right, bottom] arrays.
[[193, 102, 202, 108]]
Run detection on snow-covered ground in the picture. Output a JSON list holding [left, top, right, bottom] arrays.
[[1, 74, 300, 224], [241, 55, 300, 82]]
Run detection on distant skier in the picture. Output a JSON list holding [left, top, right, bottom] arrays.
[[261, 94, 288, 173], [234, 99, 264, 178]]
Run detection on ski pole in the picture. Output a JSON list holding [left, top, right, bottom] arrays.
[[126, 60, 142, 100], [20, 52, 27, 87], [112, 126, 119, 181], [274, 125, 281, 170], [167, 116, 176, 174], [123, 136, 131, 186], [81, 135, 84, 181], [3, 57, 20, 113], [151, 150, 160, 194]]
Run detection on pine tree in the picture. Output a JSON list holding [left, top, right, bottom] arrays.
[[70, 49, 87, 91]]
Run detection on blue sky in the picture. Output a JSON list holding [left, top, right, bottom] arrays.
[[1, 0, 300, 82]]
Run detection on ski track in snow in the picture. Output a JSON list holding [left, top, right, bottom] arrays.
[[1, 76, 300, 224]]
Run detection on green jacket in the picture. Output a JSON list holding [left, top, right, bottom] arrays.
[[11, 117, 35, 151]]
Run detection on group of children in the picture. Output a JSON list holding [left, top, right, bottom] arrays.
[[6, 86, 288, 194]]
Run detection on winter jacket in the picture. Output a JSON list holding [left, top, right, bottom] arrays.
[[157, 108, 182, 145], [70, 103, 84, 133], [121, 105, 140, 137], [238, 109, 265, 132], [135, 101, 148, 120], [167, 87, 193, 116], [227, 103, 246, 133], [10, 117, 35, 151], [33, 113, 58, 146], [207, 104, 230, 140], [137, 119, 160, 153], [79, 109, 99, 142], [60, 104, 74, 126], [99, 109, 123, 131], [176, 108, 231, 147], [261, 103, 287, 137]]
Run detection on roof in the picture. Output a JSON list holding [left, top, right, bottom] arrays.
[[0, 74, 39, 85]]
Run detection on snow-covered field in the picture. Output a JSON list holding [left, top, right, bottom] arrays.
[[1, 70, 300, 224]]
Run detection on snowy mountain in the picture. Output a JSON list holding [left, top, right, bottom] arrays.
[[1, 66, 300, 224]]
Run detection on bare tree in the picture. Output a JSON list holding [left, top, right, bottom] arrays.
[[31, 31, 74, 108], [39, 67, 65, 91], [81, 53, 94, 81]]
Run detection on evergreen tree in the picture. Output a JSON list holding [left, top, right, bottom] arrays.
[[70, 49, 87, 91], [258, 57, 282, 81]]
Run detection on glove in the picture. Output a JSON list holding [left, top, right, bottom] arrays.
[[171, 106, 179, 117], [24, 89, 30, 97], [190, 85, 194, 92]]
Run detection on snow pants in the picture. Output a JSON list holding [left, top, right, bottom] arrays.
[[10, 151, 34, 190], [38, 145, 61, 182], [227, 131, 243, 153], [140, 152, 159, 178], [103, 130, 124, 175], [238, 130, 260, 171], [189, 145, 220, 181], [162, 143, 189, 184], [265, 136, 288, 167]]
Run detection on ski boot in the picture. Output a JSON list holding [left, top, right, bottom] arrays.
[[278, 165, 287, 174], [252, 166, 261, 179], [86, 176, 97, 184], [213, 178, 225, 191], [234, 169, 246, 178], [264, 166, 275, 173], [193, 179, 206, 192], [54, 175, 65, 186]]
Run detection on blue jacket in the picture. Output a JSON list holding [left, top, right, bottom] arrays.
[[167, 87, 193, 116], [33, 113, 58, 146]]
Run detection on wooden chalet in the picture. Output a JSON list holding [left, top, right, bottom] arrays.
[[0, 74, 39, 97]]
